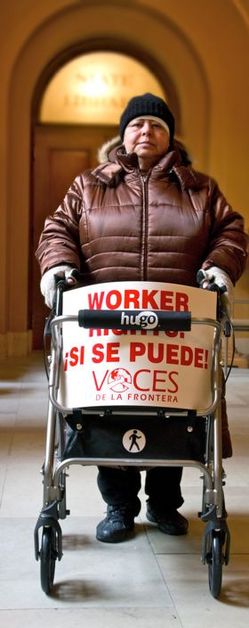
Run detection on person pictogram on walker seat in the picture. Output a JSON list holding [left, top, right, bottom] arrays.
[[129, 429, 142, 451]]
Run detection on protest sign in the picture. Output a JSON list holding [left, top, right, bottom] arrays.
[[58, 282, 217, 411]]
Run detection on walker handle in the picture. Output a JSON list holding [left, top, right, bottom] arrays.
[[78, 309, 191, 331]]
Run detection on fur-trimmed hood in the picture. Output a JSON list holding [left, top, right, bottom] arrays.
[[97, 135, 122, 163]]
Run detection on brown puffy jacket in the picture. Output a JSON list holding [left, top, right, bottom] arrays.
[[36, 142, 248, 458], [36, 143, 247, 284]]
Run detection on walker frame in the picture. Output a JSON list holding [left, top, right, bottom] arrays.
[[34, 279, 231, 598]]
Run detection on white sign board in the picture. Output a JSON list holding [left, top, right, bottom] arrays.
[[58, 282, 217, 411]]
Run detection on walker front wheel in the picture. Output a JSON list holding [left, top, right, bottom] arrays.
[[40, 527, 57, 594], [207, 533, 223, 598]]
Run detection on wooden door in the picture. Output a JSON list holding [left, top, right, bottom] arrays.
[[31, 124, 118, 349]]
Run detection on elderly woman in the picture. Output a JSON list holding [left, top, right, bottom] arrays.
[[36, 93, 247, 543]]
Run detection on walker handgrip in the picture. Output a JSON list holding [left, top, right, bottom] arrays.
[[78, 309, 191, 331]]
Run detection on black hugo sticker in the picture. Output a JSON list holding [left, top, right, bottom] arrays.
[[120, 310, 159, 329], [122, 429, 146, 453]]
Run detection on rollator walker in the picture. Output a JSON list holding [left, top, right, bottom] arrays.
[[34, 276, 232, 599]]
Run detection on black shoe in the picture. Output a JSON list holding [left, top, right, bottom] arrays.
[[146, 503, 188, 536], [96, 502, 140, 543]]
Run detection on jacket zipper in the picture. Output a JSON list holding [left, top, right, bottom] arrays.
[[140, 173, 149, 280]]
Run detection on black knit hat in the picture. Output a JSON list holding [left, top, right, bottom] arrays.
[[119, 93, 175, 144]]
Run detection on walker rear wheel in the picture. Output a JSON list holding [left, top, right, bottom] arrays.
[[207, 533, 223, 598], [40, 527, 57, 594]]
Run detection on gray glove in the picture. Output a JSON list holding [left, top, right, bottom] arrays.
[[198, 265, 233, 313], [40, 265, 78, 309]]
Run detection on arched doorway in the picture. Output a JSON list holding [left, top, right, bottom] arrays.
[[31, 50, 180, 348]]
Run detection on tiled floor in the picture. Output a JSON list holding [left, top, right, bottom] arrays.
[[0, 352, 249, 627]]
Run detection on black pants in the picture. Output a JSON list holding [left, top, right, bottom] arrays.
[[97, 466, 184, 512]]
